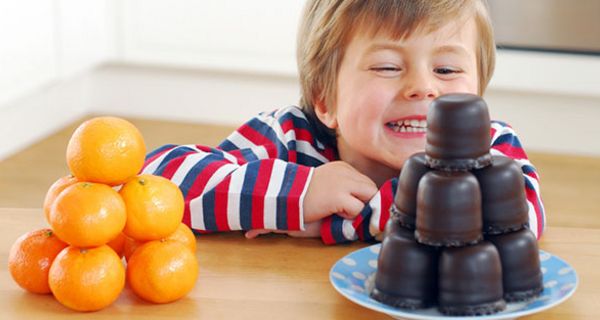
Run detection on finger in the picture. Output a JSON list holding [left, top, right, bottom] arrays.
[[349, 180, 379, 203], [245, 229, 272, 239], [338, 195, 368, 219]]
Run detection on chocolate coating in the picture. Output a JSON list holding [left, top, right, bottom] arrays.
[[487, 228, 543, 302], [425, 94, 492, 171], [371, 225, 439, 309], [474, 156, 529, 234], [392, 152, 431, 228], [438, 242, 506, 316], [415, 171, 483, 247]]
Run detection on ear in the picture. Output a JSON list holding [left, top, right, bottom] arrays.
[[313, 99, 338, 129]]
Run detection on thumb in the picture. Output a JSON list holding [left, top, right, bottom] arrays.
[[337, 195, 368, 220]]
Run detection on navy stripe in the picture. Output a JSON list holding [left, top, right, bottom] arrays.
[[492, 133, 522, 148], [330, 215, 347, 243], [276, 164, 298, 229], [360, 205, 373, 240], [390, 177, 399, 198], [246, 118, 288, 161], [202, 189, 218, 231], [179, 153, 224, 198], [145, 144, 176, 161], [522, 164, 536, 175], [154, 146, 198, 176], [218, 139, 237, 151], [240, 148, 259, 162], [277, 110, 312, 132], [297, 152, 327, 167], [239, 161, 260, 230]]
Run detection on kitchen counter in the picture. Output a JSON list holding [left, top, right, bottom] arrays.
[[1, 208, 598, 319]]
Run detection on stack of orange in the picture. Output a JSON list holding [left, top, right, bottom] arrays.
[[8, 117, 199, 312]]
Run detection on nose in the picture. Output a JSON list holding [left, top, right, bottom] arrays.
[[402, 70, 438, 100]]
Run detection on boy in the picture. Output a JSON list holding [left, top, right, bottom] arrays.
[[143, 0, 545, 244]]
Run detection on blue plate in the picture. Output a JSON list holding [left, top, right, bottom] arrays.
[[330, 244, 577, 320]]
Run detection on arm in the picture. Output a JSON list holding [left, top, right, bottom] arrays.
[[489, 121, 546, 239], [142, 107, 327, 233]]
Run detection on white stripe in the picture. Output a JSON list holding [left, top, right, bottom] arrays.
[[189, 195, 206, 231], [368, 192, 383, 237], [255, 113, 288, 148], [170, 152, 211, 185], [297, 168, 314, 231], [527, 200, 538, 238], [292, 138, 330, 164], [228, 130, 258, 150], [226, 165, 248, 230], [142, 147, 173, 174], [342, 219, 359, 241], [263, 160, 286, 229], [204, 163, 238, 192]]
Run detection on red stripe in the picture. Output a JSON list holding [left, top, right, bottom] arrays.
[[160, 152, 195, 179], [295, 128, 313, 143], [182, 205, 192, 230], [352, 214, 366, 241], [186, 162, 226, 201], [489, 127, 497, 139], [286, 166, 311, 230], [238, 124, 277, 158], [525, 187, 543, 238], [251, 160, 274, 229], [214, 176, 231, 231], [142, 146, 176, 171], [288, 150, 297, 163], [320, 217, 335, 245], [379, 181, 394, 232], [491, 143, 528, 159], [281, 119, 294, 133]]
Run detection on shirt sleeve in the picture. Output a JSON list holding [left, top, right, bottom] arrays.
[[142, 107, 324, 233], [320, 121, 546, 244], [489, 121, 546, 239]]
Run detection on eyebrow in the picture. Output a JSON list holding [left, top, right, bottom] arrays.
[[364, 43, 471, 57]]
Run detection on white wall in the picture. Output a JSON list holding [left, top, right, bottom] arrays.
[[1, 0, 599, 160]]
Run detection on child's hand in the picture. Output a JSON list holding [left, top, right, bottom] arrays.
[[303, 161, 378, 223], [244, 221, 322, 239]]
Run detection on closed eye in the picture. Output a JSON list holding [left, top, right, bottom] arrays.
[[435, 67, 461, 75]]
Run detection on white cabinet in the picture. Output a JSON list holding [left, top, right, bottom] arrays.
[[0, 0, 114, 108], [118, 0, 304, 75], [0, 1, 56, 107]]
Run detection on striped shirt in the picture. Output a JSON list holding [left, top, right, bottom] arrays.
[[143, 106, 546, 244]]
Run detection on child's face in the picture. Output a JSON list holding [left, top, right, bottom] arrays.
[[322, 17, 479, 180]]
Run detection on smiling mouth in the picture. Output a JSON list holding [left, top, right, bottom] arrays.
[[386, 119, 427, 133]]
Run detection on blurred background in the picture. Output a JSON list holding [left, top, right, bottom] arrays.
[[0, 0, 599, 227]]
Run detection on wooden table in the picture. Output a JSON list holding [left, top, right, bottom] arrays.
[[1, 208, 598, 319]]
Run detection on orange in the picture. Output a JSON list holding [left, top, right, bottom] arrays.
[[127, 240, 198, 304], [107, 232, 126, 258], [123, 224, 195, 262], [8, 229, 68, 294], [48, 182, 126, 247], [119, 174, 184, 241], [66, 116, 146, 186], [49, 245, 125, 312], [165, 223, 197, 253], [123, 235, 144, 262], [43, 175, 78, 222]]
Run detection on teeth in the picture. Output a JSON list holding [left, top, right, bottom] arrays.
[[387, 118, 428, 133]]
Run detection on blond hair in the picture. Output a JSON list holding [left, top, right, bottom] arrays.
[[297, 0, 495, 146]]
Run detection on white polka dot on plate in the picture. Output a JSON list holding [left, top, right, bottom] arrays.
[[352, 271, 366, 280], [558, 267, 572, 275], [351, 284, 365, 293], [544, 280, 558, 288], [539, 252, 551, 261], [332, 272, 346, 280], [561, 283, 576, 291], [370, 246, 380, 254], [368, 259, 377, 269], [342, 258, 357, 266], [541, 267, 547, 274]]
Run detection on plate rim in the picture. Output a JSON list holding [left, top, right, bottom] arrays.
[[329, 244, 578, 320]]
